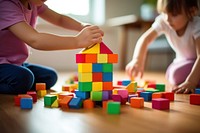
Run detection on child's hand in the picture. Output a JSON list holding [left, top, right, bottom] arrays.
[[76, 25, 104, 48], [172, 81, 196, 94], [125, 59, 144, 80]]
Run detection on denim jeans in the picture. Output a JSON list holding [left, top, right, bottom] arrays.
[[0, 63, 57, 94]]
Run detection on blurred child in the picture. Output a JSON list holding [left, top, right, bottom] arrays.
[[0, 0, 104, 94], [126, 0, 200, 94]]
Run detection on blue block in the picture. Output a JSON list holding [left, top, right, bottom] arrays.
[[195, 88, 200, 94], [122, 80, 131, 86], [103, 72, 113, 82], [69, 97, 83, 109], [140, 92, 152, 101], [75, 90, 90, 99], [20, 98, 33, 109], [92, 64, 102, 72]]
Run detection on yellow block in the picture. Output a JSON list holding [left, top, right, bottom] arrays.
[[81, 43, 100, 53], [112, 89, 118, 94], [125, 81, 137, 93], [37, 90, 47, 97], [97, 54, 107, 63], [51, 99, 59, 108], [78, 63, 92, 72], [78, 73, 92, 82], [92, 82, 103, 91]]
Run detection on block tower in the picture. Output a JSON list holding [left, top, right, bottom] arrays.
[[76, 42, 118, 101]]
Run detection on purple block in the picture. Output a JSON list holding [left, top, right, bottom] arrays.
[[102, 91, 109, 101], [152, 98, 170, 110]]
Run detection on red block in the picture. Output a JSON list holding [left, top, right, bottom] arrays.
[[117, 80, 122, 85], [27, 91, 37, 103], [152, 98, 170, 110], [100, 42, 113, 54], [76, 54, 86, 63], [163, 92, 174, 101], [92, 73, 102, 82], [147, 83, 156, 89], [103, 82, 113, 91], [190, 94, 200, 105]]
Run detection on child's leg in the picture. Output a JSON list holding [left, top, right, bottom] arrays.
[[165, 60, 195, 85], [23, 63, 58, 90], [0, 64, 34, 94]]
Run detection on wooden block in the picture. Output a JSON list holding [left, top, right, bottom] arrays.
[[128, 94, 138, 103], [62, 84, 70, 91], [15, 94, 32, 106], [92, 82, 103, 91], [92, 72, 102, 82], [27, 91, 37, 103], [36, 83, 46, 91], [145, 88, 160, 93], [152, 92, 163, 99], [102, 72, 113, 82], [103, 82, 113, 91], [59, 96, 73, 108], [117, 89, 129, 99], [195, 88, 200, 94], [58, 92, 74, 99], [111, 94, 122, 102], [190, 94, 200, 105], [37, 90, 47, 97], [97, 54, 107, 63], [78, 72, 92, 82], [122, 80, 131, 86], [108, 54, 118, 63], [44, 95, 57, 107], [107, 102, 120, 114], [78, 63, 92, 73], [85, 54, 97, 63], [81, 43, 100, 53], [147, 83, 156, 89], [51, 99, 59, 108], [20, 98, 33, 109], [100, 42, 113, 54], [69, 97, 83, 109], [102, 63, 113, 72], [125, 81, 137, 93], [152, 98, 170, 110], [140, 92, 152, 101], [102, 91, 110, 101], [156, 83, 165, 92], [78, 82, 92, 91], [75, 90, 90, 99], [130, 97, 144, 108], [83, 99, 94, 109], [76, 54, 86, 63], [163, 92, 174, 101], [92, 63, 102, 72], [90, 91, 102, 101], [117, 80, 122, 85]]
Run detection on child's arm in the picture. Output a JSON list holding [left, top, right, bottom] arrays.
[[173, 37, 200, 94], [38, 7, 87, 31], [8, 22, 103, 50], [126, 27, 158, 79]]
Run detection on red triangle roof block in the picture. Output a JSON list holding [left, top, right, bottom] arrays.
[[100, 42, 113, 54]]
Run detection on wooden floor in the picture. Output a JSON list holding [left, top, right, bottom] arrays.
[[0, 71, 200, 133]]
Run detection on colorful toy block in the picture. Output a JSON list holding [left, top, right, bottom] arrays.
[[75, 90, 90, 99], [90, 91, 102, 101], [102, 91, 110, 100], [156, 83, 165, 92], [51, 99, 59, 108], [152, 98, 170, 110], [69, 97, 83, 109], [14, 94, 32, 106], [140, 92, 152, 101], [20, 98, 33, 109], [59, 96, 73, 108], [83, 99, 94, 109], [125, 81, 137, 93], [36, 83, 46, 91], [27, 91, 37, 103], [190, 94, 200, 105], [163, 92, 174, 101], [107, 102, 120, 114], [195, 88, 200, 94], [44, 95, 57, 107], [130, 97, 144, 108], [37, 90, 47, 97]]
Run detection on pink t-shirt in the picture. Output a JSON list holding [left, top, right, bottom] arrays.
[[0, 0, 47, 65]]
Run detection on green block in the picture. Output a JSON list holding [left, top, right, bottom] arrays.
[[107, 102, 120, 114], [90, 91, 102, 101], [156, 84, 165, 92], [78, 82, 92, 91], [145, 88, 159, 93], [102, 64, 113, 72], [44, 95, 57, 107]]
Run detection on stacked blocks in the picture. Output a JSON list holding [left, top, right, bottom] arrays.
[[36, 83, 47, 97], [76, 42, 118, 103], [15, 94, 33, 109]]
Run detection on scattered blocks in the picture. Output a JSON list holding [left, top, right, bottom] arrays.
[[152, 98, 170, 110], [190, 94, 200, 105], [107, 102, 120, 114]]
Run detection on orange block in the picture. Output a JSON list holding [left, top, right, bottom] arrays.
[[36, 83, 46, 90], [130, 97, 144, 108], [102, 100, 113, 109], [58, 92, 74, 99], [83, 99, 94, 109], [85, 54, 97, 63], [108, 54, 118, 63], [152, 92, 163, 99], [59, 96, 73, 108], [103, 82, 113, 91]]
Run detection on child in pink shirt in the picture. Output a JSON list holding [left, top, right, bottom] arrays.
[[0, 0, 104, 94], [126, 0, 200, 94]]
